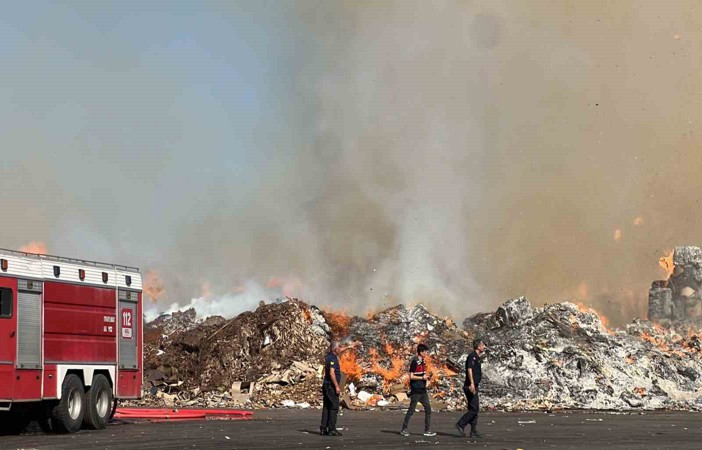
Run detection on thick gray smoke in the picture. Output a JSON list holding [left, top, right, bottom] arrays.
[[166, 1, 494, 318], [2, 1, 701, 324], [165, 1, 702, 323]]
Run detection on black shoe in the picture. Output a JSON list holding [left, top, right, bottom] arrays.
[[455, 423, 466, 437], [469, 431, 484, 438], [329, 430, 343, 436], [320, 427, 327, 436]]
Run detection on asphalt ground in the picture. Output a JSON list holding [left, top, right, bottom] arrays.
[[1, 409, 701, 450]]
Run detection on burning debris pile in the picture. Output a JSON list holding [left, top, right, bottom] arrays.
[[326, 303, 472, 411], [137, 299, 331, 409], [131, 293, 702, 412], [465, 297, 702, 411], [133, 298, 471, 410], [650, 246, 702, 324]]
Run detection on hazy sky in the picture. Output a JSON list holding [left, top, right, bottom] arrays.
[[1, 1, 700, 324]]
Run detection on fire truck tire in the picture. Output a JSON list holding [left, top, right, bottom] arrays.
[[83, 374, 113, 430], [50, 374, 85, 433]]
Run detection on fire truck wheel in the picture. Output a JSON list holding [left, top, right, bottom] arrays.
[[83, 374, 113, 430], [50, 374, 85, 433]]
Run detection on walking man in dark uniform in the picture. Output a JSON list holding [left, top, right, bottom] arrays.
[[320, 341, 343, 436], [400, 344, 436, 437], [456, 338, 486, 438]]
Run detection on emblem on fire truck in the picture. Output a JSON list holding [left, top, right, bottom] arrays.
[[121, 308, 133, 339]]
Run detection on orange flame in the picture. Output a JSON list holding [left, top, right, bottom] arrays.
[[598, 313, 610, 329], [19, 241, 47, 254], [144, 270, 165, 303], [336, 340, 458, 392], [369, 347, 405, 387], [639, 327, 690, 356], [267, 276, 304, 298], [325, 310, 353, 339], [685, 328, 702, 341], [339, 349, 362, 382], [372, 341, 410, 386], [442, 364, 458, 377], [418, 354, 458, 387], [639, 331, 671, 352], [573, 302, 611, 330], [423, 353, 437, 379], [659, 251, 674, 278], [366, 394, 386, 406]]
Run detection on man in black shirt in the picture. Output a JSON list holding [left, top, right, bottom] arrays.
[[456, 338, 486, 438], [400, 344, 436, 437], [320, 341, 343, 436]]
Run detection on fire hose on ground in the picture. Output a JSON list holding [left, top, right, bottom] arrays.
[[113, 407, 253, 422]]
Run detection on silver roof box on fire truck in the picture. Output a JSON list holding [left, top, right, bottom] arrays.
[[0, 247, 142, 290]]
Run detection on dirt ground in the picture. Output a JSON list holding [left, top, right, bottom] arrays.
[[2, 409, 701, 449]]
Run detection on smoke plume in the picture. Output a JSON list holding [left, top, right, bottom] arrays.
[[2, 1, 701, 324]]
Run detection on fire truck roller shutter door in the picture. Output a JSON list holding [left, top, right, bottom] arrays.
[[16, 280, 41, 369], [0, 285, 15, 401], [118, 291, 137, 370]]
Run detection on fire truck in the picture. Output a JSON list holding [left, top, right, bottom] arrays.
[[0, 248, 143, 434]]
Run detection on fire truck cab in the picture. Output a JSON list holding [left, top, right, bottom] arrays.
[[0, 249, 143, 434]]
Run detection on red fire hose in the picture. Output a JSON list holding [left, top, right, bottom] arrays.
[[114, 407, 253, 422]]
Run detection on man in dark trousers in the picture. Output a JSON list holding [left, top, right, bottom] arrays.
[[320, 340, 343, 436], [456, 338, 486, 438], [400, 344, 436, 437]]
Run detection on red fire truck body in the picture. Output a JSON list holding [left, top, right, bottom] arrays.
[[0, 249, 142, 433]]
